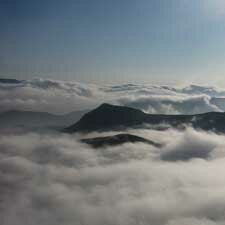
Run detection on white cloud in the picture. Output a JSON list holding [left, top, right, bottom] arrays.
[[1, 78, 225, 115], [1, 128, 225, 224], [0, 79, 103, 114]]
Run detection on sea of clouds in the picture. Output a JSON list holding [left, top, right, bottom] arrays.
[[2, 78, 225, 225], [1, 78, 225, 114], [1, 128, 225, 225]]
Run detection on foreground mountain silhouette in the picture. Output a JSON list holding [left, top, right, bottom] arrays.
[[66, 103, 225, 133], [81, 133, 161, 148]]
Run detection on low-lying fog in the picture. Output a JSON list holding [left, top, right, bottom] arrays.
[[1, 127, 225, 225]]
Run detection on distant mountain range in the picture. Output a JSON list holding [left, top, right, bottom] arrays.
[[0, 109, 88, 129], [66, 103, 225, 133]]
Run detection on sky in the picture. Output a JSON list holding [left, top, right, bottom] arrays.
[[1, 0, 225, 85]]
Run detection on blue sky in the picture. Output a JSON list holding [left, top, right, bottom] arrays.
[[1, 0, 225, 85]]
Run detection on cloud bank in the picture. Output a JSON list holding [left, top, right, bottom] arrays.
[[1, 128, 225, 225], [1, 78, 225, 114]]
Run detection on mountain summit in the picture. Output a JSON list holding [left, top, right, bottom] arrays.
[[65, 103, 147, 132]]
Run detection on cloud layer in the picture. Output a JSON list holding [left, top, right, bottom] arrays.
[[1, 78, 225, 114], [1, 78, 225, 224], [1, 128, 225, 225]]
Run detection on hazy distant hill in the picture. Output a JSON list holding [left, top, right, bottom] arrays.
[[66, 103, 225, 133], [211, 97, 225, 111], [0, 109, 88, 129], [0, 78, 22, 84]]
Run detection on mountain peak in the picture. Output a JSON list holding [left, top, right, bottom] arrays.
[[94, 103, 115, 112], [65, 103, 146, 133], [98, 103, 112, 108], [96, 103, 138, 110]]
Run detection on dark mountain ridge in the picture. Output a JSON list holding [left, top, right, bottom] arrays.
[[0, 78, 22, 84], [81, 133, 161, 148], [66, 103, 225, 133]]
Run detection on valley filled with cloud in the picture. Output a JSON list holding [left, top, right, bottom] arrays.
[[1, 79, 225, 225], [2, 128, 225, 225]]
